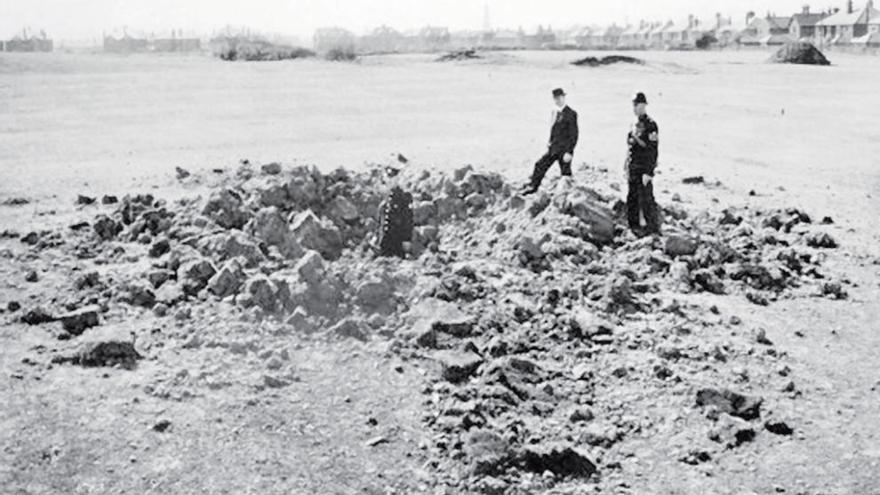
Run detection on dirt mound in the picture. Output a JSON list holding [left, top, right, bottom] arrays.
[[571, 55, 644, 67], [436, 49, 481, 62], [215, 39, 315, 62], [769, 42, 831, 66]]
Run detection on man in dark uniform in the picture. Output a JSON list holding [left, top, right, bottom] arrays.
[[625, 92, 660, 235], [523, 88, 579, 195]]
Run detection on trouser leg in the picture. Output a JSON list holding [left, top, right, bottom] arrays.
[[530, 152, 556, 189], [559, 155, 572, 177], [640, 180, 660, 233], [626, 179, 641, 230]]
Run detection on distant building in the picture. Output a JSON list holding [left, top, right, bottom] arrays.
[[313, 27, 356, 53], [449, 30, 481, 49], [103, 34, 148, 53], [358, 25, 403, 53], [815, 1, 880, 44], [479, 28, 524, 49], [789, 6, 829, 40], [152, 30, 201, 52], [741, 13, 793, 45], [522, 25, 556, 49], [2, 29, 53, 52], [415, 26, 451, 52], [618, 24, 641, 48]]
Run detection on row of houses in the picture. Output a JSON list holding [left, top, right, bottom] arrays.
[[102, 30, 201, 53], [741, 1, 880, 45], [1, 29, 53, 52], [314, 1, 879, 54]]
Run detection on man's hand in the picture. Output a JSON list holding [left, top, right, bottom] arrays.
[[562, 153, 572, 164], [642, 174, 653, 186]]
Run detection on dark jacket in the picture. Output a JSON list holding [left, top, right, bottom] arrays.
[[627, 114, 659, 173], [549, 106, 579, 156]]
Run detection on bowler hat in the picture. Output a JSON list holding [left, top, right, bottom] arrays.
[[632, 92, 648, 104], [552, 88, 566, 97]]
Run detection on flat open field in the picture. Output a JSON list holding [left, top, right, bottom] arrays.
[[2, 49, 878, 231], [1, 49, 879, 494]]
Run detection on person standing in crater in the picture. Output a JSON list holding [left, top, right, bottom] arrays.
[[624, 92, 660, 236], [522, 88, 579, 195]]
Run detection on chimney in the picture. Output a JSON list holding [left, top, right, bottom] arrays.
[[802, 5, 810, 14], [746, 11, 756, 25], [688, 14, 695, 28], [847, 0, 853, 13], [716, 12, 723, 29]]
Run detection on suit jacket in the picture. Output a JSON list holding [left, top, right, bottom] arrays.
[[549, 106, 579, 156]]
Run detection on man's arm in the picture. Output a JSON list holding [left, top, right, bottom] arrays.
[[646, 121, 659, 172]]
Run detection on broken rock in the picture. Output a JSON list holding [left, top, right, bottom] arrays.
[[665, 234, 698, 257], [202, 189, 249, 229], [93, 215, 123, 240], [289, 210, 343, 260], [517, 444, 597, 478], [696, 388, 763, 420], [435, 349, 483, 383], [206, 258, 246, 298], [58, 305, 101, 336]]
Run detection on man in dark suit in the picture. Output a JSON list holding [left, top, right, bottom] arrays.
[[523, 88, 579, 195]]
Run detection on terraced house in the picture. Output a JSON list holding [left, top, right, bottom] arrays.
[[815, 0, 880, 44]]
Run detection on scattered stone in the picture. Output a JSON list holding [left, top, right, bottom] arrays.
[[177, 258, 217, 296], [328, 318, 368, 341], [293, 250, 324, 285], [765, 419, 794, 436], [93, 215, 123, 240], [806, 232, 838, 249], [58, 305, 101, 336], [682, 176, 705, 185], [755, 328, 773, 346], [148, 238, 171, 258], [2, 197, 29, 206], [365, 436, 389, 447], [821, 281, 848, 300], [465, 430, 511, 476], [120, 281, 157, 308], [152, 419, 172, 432], [53, 340, 142, 369], [242, 275, 279, 312], [262, 374, 290, 388], [7, 301, 21, 312], [101, 195, 118, 205], [518, 444, 597, 478], [207, 258, 246, 298], [202, 189, 248, 229], [665, 234, 698, 257], [709, 414, 757, 449], [198, 231, 265, 268], [25, 270, 39, 282], [175, 166, 191, 179], [261, 162, 282, 175], [76, 194, 96, 205], [289, 210, 343, 260], [696, 388, 762, 420], [435, 349, 483, 383], [21, 307, 55, 325]]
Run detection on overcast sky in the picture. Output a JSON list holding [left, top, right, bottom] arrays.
[[2, 0, 840, 41]]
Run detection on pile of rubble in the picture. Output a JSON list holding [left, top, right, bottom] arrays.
[[571, 55, 644, 67], [5, 160, 846, 491], [768, 41, 831, 66]]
